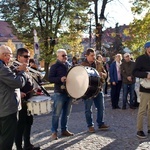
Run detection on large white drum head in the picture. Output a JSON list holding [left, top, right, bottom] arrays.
[[66, 66, 89, 99]]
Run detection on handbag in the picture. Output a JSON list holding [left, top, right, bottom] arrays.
[[140, 78, 150, 89]]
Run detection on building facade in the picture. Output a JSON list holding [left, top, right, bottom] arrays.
[[0, 20, 24, 49]]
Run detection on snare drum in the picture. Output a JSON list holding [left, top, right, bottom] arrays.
[[66, 66, 100, 99], [27, 95, 53, 115]]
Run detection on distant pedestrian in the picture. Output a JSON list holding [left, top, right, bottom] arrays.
[[133, 41, 150, 139], [121, 53, 136, 109], [109, 53, 122, 109], [29, 58, 42, 92], [103, 56, 110, 96], [96, 54, 105, 83], [71, 56, 78, 66]]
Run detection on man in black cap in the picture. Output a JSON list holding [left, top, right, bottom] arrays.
[[133, 41, 150, 139]]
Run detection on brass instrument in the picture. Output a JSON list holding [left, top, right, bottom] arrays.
[[13, 61, 45, 78], [12, 61, 50, 96]]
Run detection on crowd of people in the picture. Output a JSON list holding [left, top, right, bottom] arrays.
[[48, 41, 150, 140], [0, 41, 150, 150]]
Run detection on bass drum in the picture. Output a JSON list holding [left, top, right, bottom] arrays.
[[66, 66, 101, 99]]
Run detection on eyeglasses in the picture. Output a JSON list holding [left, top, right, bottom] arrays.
[[62, 54, 67, 57], [21, 55, 30, 58]]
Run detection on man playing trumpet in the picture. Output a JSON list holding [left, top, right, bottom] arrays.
[[0, 45, 27, 150]]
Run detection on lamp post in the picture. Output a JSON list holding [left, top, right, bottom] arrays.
[[74, 13, 81, 26], [97, 14, 106, 54], [87, 9, 94, 48]]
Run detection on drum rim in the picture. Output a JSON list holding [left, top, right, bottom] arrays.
[[66, 66, 100, 99]]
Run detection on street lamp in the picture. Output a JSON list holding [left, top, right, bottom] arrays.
[[97, 14, 106, 54], [74, 13, 81, 25], [99, 14, 106, 27], [87, 9, 94, 47]]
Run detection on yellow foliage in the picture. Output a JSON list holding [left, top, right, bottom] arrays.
[[24, 45, 34, 58], [4, 39, 16, 54], [111, 32, 116, 37]]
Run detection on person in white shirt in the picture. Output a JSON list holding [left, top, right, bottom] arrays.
[[109, 54, 122, 109]]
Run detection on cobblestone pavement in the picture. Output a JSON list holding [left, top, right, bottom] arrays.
[[13, 93, 150, 150]]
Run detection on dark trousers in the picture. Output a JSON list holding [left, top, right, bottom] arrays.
[[15, 102, 33, 149], [111, 81, 122, 108], [104, 81, 108, 94], [123, 83, 135, 107], [0, 112, 17, 150]]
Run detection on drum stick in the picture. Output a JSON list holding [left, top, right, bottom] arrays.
[[32, 76, 51, 97]]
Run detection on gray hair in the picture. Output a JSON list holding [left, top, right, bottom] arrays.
[[0, 45, 12, 55], [56, 49, 66, 56]]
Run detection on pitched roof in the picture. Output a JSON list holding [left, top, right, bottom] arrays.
[[0, 20, 20, 42]]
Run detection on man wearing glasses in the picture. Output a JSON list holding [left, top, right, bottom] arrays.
[[13, 48, 40, 150], [0, 45, 27, 150], [49, 49, 73, 140]]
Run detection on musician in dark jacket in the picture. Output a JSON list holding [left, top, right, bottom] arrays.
[[14, 48, 40, 150], [49, 49, 73, 140], [133, 41, 150, 139], [81, 48, 109, 133], [0, 45, 27, 150]]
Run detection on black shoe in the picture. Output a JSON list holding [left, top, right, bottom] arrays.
[[122, 106, 126, 110], [24, 144, 40, 150], [136, 131, 146, 139], [148, 130, 150, 133], [116, 106, 121, 109], [112, 107, 116, 109], [17, 148, 23, 150]]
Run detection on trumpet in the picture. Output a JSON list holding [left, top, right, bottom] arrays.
[[13, 61, 45, 78]]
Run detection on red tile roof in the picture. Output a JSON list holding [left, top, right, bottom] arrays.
[[0, 20, 20, 42]]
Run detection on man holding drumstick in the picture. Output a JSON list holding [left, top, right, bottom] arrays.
[[49, 49, 73, 140], [13, 48, 40, 150], [81, 48, 109, 133]]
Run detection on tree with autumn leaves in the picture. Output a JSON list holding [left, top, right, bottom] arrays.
[[0, 0, 90, 79], [124, 0, 150, 57], [0, 0, 121, 79]]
